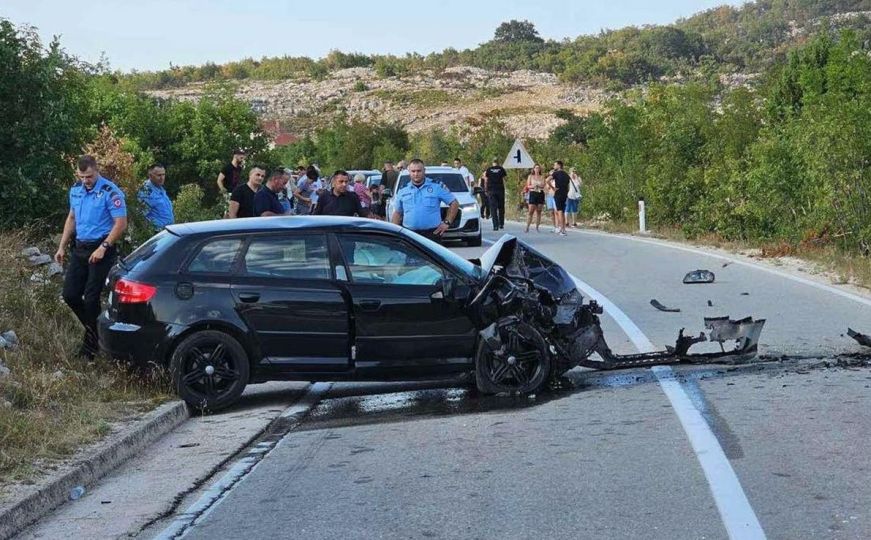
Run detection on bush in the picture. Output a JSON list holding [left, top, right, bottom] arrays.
[[174, 184, 223, 223]]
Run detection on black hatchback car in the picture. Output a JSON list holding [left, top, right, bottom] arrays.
[[99, 216, 604, 410]]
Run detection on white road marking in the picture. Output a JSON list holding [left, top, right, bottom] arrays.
[[155, 382, 331, 539], [481, 237, 765, 539]]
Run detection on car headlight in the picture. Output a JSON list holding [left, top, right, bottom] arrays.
[[460, 203, 478, 212]]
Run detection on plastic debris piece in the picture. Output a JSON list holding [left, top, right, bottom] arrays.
[[847, 328, 871, 347], [650, 299, 680, 312], [69, 486, 86, 500]]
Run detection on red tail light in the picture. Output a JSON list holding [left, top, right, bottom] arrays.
[[114, 278, 157, 304]]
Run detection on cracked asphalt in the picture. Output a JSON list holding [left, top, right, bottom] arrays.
[[23, 223, 871, 540]]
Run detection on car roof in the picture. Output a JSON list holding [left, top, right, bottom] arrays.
[[398, 166, 462, 175], [166, 216, 403, 237]]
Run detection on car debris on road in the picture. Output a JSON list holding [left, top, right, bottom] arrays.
[[683, 269, 715, 284], [650, 299, 681, 312]]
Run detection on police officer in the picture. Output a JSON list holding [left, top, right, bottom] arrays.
[[55, 155, 128, 358], [137, 163, 174, 229], [391, 158, 459, 242]]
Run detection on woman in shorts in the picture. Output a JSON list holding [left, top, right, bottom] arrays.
[[525, 164, 546, 232]]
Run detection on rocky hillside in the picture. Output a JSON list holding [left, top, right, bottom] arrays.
[[148, 67, 613, 140]]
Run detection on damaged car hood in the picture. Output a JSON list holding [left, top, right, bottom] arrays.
[[478, 235, 578, 300]]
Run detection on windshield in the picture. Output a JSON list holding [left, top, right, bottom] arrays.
[[398, 173, 469, 193], [122, 230, 176, 271], [400, 229, 483, 281]]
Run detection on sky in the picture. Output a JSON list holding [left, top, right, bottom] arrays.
[[1, 0, 746, 72]]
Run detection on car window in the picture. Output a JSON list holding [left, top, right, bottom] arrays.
[[338, 236, 444, 286], [187, 237, 243, 274], [243, 234, 330, 280], [122, 230, 176, 272]]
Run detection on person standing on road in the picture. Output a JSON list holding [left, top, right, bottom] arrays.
[[547, 160, 570, 236], [293, 166, 318, 215], [352, 173, 372, 209], [566, 167, 582, 228], [391, 159, 459, 243], [483, 158, 507, 231], [55, 155, 128, 358], [476, 171, 490, 220], [524, 164, 546, 233], [314, 171, 369, 217], [228, 165, 265, 218], [254, 169, 289, 217], [453, 157, 474, 189], [382, 161, 398, 189], [137, 163, 174, 230]]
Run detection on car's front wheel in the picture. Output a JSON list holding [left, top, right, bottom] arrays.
[[475, 320, 551, 394], [170, 330, 250, 411]]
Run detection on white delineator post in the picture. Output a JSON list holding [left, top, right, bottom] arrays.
[[638, 199, 646, 233]]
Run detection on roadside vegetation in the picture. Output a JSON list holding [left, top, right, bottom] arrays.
[[0, 231, 171, 486]]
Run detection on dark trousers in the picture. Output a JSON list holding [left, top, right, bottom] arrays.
[[479, 192, 490, 219], [410, 229, 443, 244], [62, 242, 116, 350], [488, 190, 505, 229]]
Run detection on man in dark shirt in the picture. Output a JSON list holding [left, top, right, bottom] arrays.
[[254, 170, 289, 216], [229, 166, 265, 218], [314, 170, 369, 217], [549, 160, 571, 235], [217, 149, 245, 193], [483, 159, 507, 231]]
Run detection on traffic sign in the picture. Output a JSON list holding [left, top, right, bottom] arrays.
[[503, 139, 535, 169]]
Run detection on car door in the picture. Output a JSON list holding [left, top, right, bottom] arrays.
[[231, 232, 350, 372], [334, 233, 477, 371]]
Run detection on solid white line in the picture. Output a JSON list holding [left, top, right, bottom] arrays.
[[480, 237, 765, 538], [154, 382, 331, 540], [568, 275, 766, 540]]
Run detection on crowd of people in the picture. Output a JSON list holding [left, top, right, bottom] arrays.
[[54, 150, 581, 357]]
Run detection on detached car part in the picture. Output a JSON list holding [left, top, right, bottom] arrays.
[[847, 328, 871, 348], [472, 237, 767, 393], [683, 269, 715, 284], [650, 299, 680, 312]]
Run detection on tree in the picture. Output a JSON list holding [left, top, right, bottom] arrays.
[[0, 20, 93, 227], [492, 20, 544, 44]]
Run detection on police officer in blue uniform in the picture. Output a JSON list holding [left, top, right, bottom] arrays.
[[391, 158, 459, 242], [137, 163, 174, 229], [55, 156, 128, 358]]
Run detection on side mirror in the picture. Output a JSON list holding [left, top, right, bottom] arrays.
[[473, 186, 484, 196], [439, 277, 470, 302]]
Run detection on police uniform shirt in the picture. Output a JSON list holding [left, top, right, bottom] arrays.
[[394, 178, 456, 230], [137, 179, 174, 228], [69, 176, 127, 242]]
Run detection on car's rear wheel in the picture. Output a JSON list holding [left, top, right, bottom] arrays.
[[170, 330, 250, 411], [475, 320, 551, 394]]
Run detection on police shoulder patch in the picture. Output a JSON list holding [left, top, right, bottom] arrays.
[[113, 198, 123, 208]]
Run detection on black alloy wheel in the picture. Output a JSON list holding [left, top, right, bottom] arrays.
[[170, 330, 250, 411], [475, 320, 551, 394]]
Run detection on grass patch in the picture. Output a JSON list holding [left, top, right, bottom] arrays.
[[371, 88, 455, 108], [0, 231, 171, 488]]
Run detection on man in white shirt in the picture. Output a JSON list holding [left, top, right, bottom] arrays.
[[453, 157, 474, 189]]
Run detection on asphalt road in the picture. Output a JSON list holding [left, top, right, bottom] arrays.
[[156, 222, 871, 540]]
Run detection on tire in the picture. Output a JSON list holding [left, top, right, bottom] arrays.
[[475, 320, 551, 394], [170, 330, 250, 412], [466, 234, 482, 247]]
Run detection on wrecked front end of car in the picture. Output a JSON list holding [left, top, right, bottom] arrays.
[[469, 236, 766, 394]]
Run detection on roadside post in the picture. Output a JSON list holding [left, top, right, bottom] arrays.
[[638, 198, 646, 233], [503, 139, 535, 220]]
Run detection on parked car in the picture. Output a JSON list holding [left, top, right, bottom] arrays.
[[385, 166, 483, 247], [98, 217, 591, 410]]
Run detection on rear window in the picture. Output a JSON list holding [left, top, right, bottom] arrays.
[[122, 230, 176, 272], [187, 238, 243, 274], [397, 173, 468, 192]]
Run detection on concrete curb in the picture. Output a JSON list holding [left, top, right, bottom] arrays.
[[0, 400, 190, 540]]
